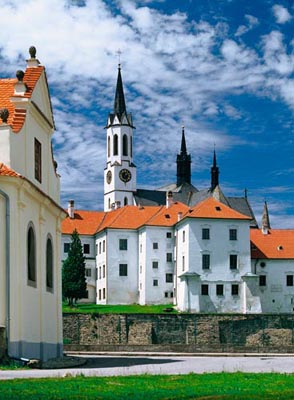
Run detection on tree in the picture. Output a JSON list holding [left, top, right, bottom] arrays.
[[62, 229, 87, 306]]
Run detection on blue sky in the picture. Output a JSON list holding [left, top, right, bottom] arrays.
[[0, 0, 293, 227]]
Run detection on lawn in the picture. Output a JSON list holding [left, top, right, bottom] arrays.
[[1, 373, 294, 399], [62, 302, 177, 314]]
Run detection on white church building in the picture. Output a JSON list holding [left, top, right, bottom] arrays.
[[0, 48, 66, 361], [62, 65, 294, 313]]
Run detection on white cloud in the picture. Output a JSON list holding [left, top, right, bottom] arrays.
[[235, 14, 259, 37], [272, 4, 292, 24]]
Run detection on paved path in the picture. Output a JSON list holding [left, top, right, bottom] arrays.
[[1, 355, 294, 380]]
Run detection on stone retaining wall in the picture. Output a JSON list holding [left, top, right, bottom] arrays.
[[63, 313, 294, 353], [0, 327, 6, 360]]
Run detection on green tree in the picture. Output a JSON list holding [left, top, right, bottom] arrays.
[[62, 229, 87, 307]]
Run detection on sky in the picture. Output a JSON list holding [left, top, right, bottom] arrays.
[[0, 0, 293, 228]]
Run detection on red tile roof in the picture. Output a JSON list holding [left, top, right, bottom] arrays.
[[251, 229, 294, 259], [62, 210, 105, 235], [147, 202, 189, 226], [0, 66, 44, 132], [0, 163, 21, 177], [185, 197, 251, 220]]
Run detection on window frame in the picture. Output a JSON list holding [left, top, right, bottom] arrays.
[[119, 238, 128, 251], [229, 254, 238, 270], [287, 275, 294, 287], [166, 252, 173, 262], [202, 228, 210, 240], [119, 263, 128, 277], [34, 138, 42, 183], [27, 223, 37, 287], [46, 235, 54, 292], [231, 284, 239, 296], [259, 275, 267, 287], [216, 284, 224, 296], [229, 228, 237, 241], [201, 284, 209, 296], [165, 273, 173, 283], [202, 254, 210, 270]]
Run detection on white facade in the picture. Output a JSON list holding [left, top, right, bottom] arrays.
[[0, 50, 66, 361]]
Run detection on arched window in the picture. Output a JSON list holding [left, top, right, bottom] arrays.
[[123, 134, 128, 156], [46, 236, 54, 292], [108, 198, 111, 209], [124, 197, 128, 206], [27, 224, 36, 286], [130, 137, 133, 158], [113, 134, 118, 156], [107, 136, 110, 157]]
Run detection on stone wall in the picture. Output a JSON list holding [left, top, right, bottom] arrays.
[[63, 313, 294, 353], [0, 327, 6, 360]]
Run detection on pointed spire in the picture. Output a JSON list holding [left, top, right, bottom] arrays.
[[261, 201, 271, 235], [210, 149, 219, 191], [180, 126, 187, 155], [113, 64, 127, 117], [176, 126, 191, 186]]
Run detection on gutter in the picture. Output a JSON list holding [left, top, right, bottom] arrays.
[[0, 189, 10, 357]]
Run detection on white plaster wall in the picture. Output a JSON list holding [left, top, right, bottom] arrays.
[[254, 259, 294, 313], [176, 218, 252, 313], [138, 230, 147, 305], [0, 194, 6, 326], [95, 232, 107, 304], [0, 127, 11, 166], [102, 229, 138, 304]]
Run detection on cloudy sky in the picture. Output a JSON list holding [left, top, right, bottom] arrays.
[[0, 0, 293, 227]]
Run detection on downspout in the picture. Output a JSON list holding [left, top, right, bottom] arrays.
[[0, 189, 10, 357]]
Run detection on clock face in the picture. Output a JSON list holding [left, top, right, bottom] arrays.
[[106, 170, 112, 184], [119, 168, 132, 183]]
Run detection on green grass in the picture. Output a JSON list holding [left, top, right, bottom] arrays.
[[1, 373, 294, 399], [62, 302, 177, 314]]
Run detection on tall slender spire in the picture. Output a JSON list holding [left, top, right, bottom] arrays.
[[176, 126, 191, 186], [261, 201, 271, 234], [113, 64, 126, 117], [210, 149, 219, 191]]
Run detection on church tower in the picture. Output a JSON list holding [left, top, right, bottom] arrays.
[[104, 65, 137, 211], [176, 127, 191, 186]]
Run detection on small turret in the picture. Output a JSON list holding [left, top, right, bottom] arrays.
[[261, 201, 271, 235]]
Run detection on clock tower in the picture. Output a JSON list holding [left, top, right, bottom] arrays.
[[104, 65, 137, 211]]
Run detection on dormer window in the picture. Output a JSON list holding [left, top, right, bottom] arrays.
[[34, 138, 42, 183]]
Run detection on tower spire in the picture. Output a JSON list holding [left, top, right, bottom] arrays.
[[210, 148, 219, 191], [113, 64, 127, 117], [176, 126, 191, 186], [261, 201, 271, 234]]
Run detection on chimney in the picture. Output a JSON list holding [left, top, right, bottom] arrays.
[[177, 212, 183, 221], [14, 70, 27, 95], [261, 201, 270, 235], [68, 200, 75, 219], [166, 191, 174, 209]]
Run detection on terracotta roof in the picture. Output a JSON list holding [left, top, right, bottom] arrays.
[[184, 197, 251, 220], [62, 210, 105, 235], [97, 205, 161, 232], [251, 229, 294, 259], [0, 66, 44, 132], [147, 202, 189, 226], [0, 163, 21, 177]]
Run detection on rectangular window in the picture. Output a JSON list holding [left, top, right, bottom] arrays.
[[64, 243, 70, 253], [103, 265, 105, 278], [229, 229, 237, 241], [153, 279, 158, 286], [287, 275, 294, 287], [119, 263, 128, 276], [96, 244, 98, 255], [231, 284, 239, 296], [34, 138, 42, 183], [202, 228, 210, 240], [166, 253, 173, 262], [170, 291, 174, 298], [183, 231, 186, 242], [103, 288, 105, 299], [259, 275, 266, 286], [166, 273, 173, 283], [99, 289, 101, 300], [85, 268, 91, 277], [216, 284, 224, 296], [152, 261, 158, 269], [83, 244, 90, 254], [165, 291, 169, 298], [201, 284, 209, 296], [103, 240, 105, 252], [202, 254, 210, 270], [230, 254, 238, 270], [166, 232, 172, 239], [99, 242, 101, 254], [182, 256, 185, 271], [153, 242, 158, 250], [95, 268, 98, 281], [119, 239, 128, 250], [99, 266, 101, 279]]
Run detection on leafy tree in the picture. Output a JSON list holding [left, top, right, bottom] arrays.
[[62, 229, 87, 306]]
